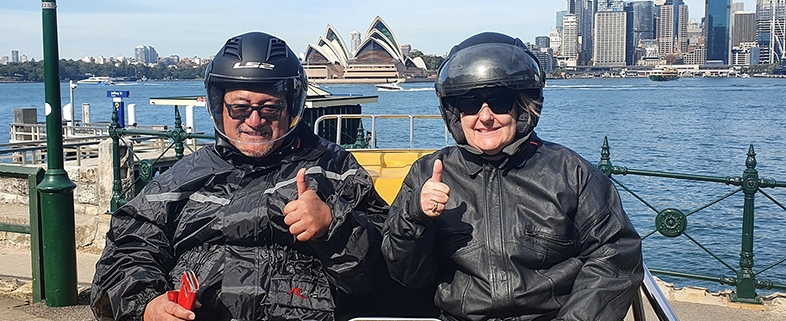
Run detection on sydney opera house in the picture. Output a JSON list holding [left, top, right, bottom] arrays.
[[303, 16, 430, 83]]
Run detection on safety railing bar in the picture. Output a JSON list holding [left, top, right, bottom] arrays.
[[370, 116, 377, 148], [0, 135, 172, 157], [0, 134, 112, 148], [610, 176, 660, 214], [648, 268, 728, 283], [612, 168, 740, 185], [756, 257, 786, 276], [758, 189, 786, 212], [336, 115, 344, 145], [760, 178, 786, 188], [684, 188, 741, 217], [409, 115, 415, 149], [313, 114, 449, 149], [683, 232, 739, 273], [640, 229, 659, 241], [0, 222, 32, 234], [642, 264, 680, 321]]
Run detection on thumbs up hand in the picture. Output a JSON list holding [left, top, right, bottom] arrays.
[[420, 159, 450, 218], [284, 168, 332, 241]]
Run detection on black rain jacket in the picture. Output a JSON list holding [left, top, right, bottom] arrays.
[[91, 124, 389, 321], [382, 133, 643, 321]]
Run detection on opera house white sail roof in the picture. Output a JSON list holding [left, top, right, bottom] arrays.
[[305, 16, 425, 69]]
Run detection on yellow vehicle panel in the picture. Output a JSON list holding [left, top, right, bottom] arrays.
[[350, 149, 437, 204]]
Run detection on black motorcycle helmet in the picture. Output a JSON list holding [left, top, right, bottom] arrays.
[[435, 32, 546, 146], [205, 32, 307, 146]]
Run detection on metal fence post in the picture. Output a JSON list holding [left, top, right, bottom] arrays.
[[110, 108, 123, 212], [38, 0, 78, 306], [173, 106, 185, 160], [598, 136, 613, 177], [733, 145, 761, 303]]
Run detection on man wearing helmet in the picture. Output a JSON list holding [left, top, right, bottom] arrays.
[[382, 32, 643, 320], [91, 32, 392, 321]]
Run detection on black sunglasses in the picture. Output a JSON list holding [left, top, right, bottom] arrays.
[[224, 101, 284, 120], [450, 92, 517, 115]]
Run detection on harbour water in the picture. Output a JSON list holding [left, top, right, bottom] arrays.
[[1, 78, 786, 295]]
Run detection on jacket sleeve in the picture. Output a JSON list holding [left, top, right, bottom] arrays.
[[306, 153, 391, 295], [555, 169, 644, 321], [90, 180, 177, 320], [380, 158, 442, 288]]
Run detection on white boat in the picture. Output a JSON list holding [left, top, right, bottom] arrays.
[[77, 76, 113, 85], [376, 82, 402, 91]]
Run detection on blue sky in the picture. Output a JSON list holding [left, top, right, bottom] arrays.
[[1, 0, 756, 61]]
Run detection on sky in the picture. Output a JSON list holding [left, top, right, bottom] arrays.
[[0, 0, 758, 61]]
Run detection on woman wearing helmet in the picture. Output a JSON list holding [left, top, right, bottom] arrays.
[[92, 32, 394, 321], [382, 32, 643, 320]]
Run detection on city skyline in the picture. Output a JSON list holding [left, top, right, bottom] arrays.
[[1, 0, 756, 61]]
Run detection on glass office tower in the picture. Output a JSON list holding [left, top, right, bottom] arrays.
[[706, 0, 731, 64], [626, 1, 656, 65]]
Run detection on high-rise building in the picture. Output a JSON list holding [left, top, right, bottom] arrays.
[[657, 5, 676, 55], [731, 2, 745, 13], [350, 31, 361, 55], [19, 54, 28, 63], [626, 1, 656, 65], [676, 5, 690, 52], [756, 0, 786, 64], [705, 0, 731, 64], [535, 36, 551, 49], [549, 28, 563, 54], [556, 10, 568, 30], [594, 3, 628, 67], [568, 0, 596, 65], [561, 14, 580, 66], [134, 45, 159, 64], [729, 2, 745, 62], [657, 2, 689, 56], [400, 44, 411, 57], [732, 11, 757, 48], [11, 50, 19, 63], [687, 18, 703, 45], [534, 48, 555, 73]]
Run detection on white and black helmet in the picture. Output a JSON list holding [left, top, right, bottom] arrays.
[[205, 32, 307, 145]]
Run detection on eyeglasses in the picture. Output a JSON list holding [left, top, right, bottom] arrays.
[[450, 92, 517, 115], [224, 101, 285, 120]]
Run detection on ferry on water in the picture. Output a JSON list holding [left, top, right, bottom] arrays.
[[649, 68, 679, 81]]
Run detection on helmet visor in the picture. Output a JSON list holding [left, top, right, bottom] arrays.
[[207, 77, 305, 147], [436, 43, 543, 97]]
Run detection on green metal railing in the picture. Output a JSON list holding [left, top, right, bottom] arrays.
[[598, 137, 786, 303], [109, 106, 214, 211], [0, 165, 45, 302]]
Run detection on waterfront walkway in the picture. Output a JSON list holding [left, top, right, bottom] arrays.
[[1, 203, 786, 320]]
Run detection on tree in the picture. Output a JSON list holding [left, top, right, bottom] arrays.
[[0, 60, 207, 82], [408, 50, 445, 71]]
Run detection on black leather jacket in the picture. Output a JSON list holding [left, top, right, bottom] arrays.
[[382, 134, 643, 321], [91, 124, 390, 321]]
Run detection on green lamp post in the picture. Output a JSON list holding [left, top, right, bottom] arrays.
[[38, 0, 78, 307]]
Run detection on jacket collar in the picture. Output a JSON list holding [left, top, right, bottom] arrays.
[[458, 132, 541, 175]]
